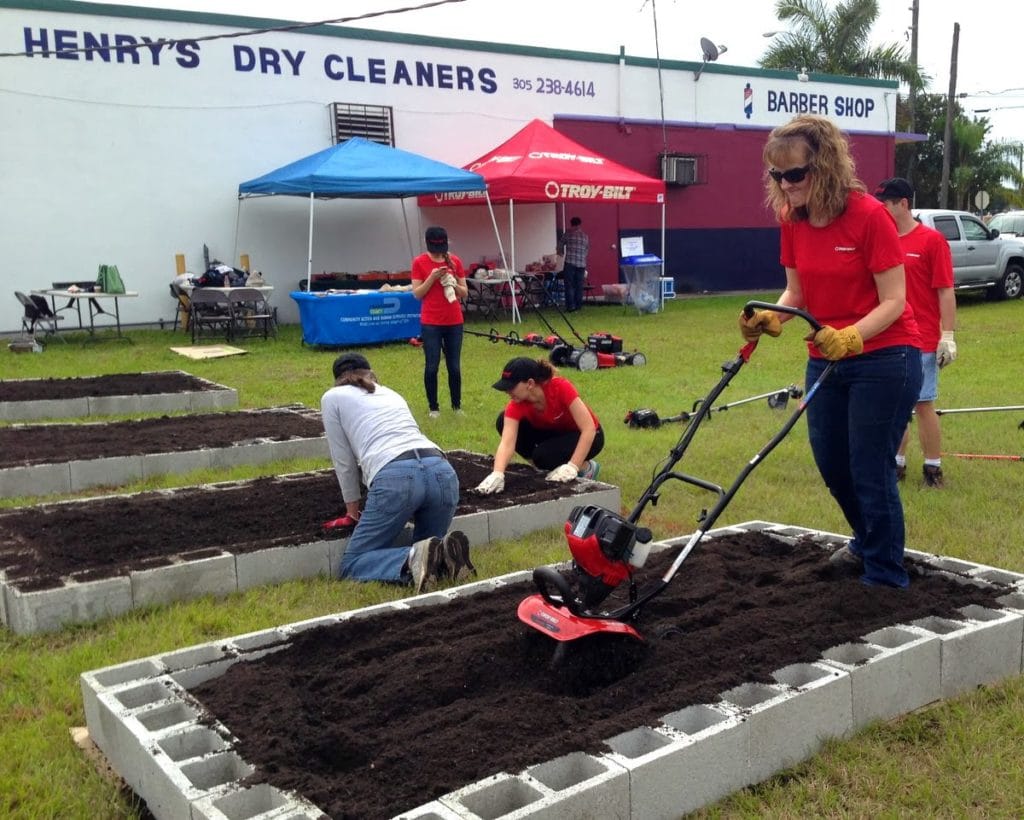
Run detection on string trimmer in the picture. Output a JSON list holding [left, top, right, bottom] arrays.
[[624, 384, 804, 428], [517, 301, 834, 657]]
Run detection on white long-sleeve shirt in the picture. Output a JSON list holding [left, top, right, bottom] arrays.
[[320, 383, 439, 503]]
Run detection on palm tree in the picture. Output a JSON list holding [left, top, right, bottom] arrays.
[[760, 0, 924, 89]]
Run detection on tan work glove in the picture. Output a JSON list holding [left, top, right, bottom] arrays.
[[936, 330, 957, 368], [806, 325, 864, 360], [440, 272, 458, 303], [545, 463, 579, 483], [738, 309, 782, 344], [474, 471, 505, 494]]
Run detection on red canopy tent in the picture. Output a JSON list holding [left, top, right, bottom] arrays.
[[419, 119, 666, 296]]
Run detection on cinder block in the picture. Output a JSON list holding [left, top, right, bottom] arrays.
[[487, 484, 621, 542], [0, 396, 89, 421], [441, 773, 548, 819], [88, 394, 143, 416], [911, 606, 1024, 698], [235, 541, 332, 592], [3, 575, 133, 634], [80, 657, 166, 752], [69, 454, 144, 492], [190, 782, 325, 819], [719, 662, 850, 786], [130, 553, 237, 609], [136, 393, 194, 415], [0, 462, 71, 498], [605, 704, 747, 819], [192, 388, 239, 412], [820, 625, 940, 729], [141, 449, 212, 480]]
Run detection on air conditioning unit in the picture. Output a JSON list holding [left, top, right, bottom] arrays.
[[661, 155, 697, 186]]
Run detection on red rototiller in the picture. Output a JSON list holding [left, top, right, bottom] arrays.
[[517, 301, 835, 656]]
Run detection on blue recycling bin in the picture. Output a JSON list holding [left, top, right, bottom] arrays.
[[619, 254, 663, 314]]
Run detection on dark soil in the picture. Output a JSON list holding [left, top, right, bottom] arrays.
[[189, 530, 1011, 820], [0, 452, 572, 591], [0, 407, 324, 468], [0, 371, 221, 401]]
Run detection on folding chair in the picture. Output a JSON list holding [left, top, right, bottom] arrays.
[[189, 288, 233, 343], [227, 287, 276, 340], [15, 291, 66, 341]]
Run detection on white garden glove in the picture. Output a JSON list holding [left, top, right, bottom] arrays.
[[545, 463, 579, 483], [936, 330, 957, 368], [440, 272, 458, 303], [474, 471, 505, 494]]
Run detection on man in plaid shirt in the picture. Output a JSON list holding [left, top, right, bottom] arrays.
[[558, 216, 589, 312]]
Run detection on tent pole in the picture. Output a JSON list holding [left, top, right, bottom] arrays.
[[306, 192, 315, 292], [232, 197, 243, 268], [660, 200, 667, 310], [400, 198, 415, 260], [485, 191, 509, 271], [509, 200, 521, 324]]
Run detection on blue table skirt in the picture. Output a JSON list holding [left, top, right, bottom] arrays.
[[290, 290, 421, 346]]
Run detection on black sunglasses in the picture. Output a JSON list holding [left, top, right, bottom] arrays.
[[768, 165, 812, 184]]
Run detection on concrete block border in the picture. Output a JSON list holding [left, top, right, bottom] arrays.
[[2, 472, 619, 634], [0, 370, 238, 422], [0, 405, 328, 500], [79, 521, 1024, 819]]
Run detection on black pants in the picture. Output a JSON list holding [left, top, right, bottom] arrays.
[[495, 412, 604, 471]]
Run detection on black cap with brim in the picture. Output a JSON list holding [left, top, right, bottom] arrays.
[[492, 357, 539, 391]]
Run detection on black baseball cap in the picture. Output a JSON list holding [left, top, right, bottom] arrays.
[[425, 226, 449, 253], [492, 357, 541, 391], [874, 177, 914, 202], [333, 352, 371, 378]]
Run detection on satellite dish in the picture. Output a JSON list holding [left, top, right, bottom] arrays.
[[700, 37, 719, 62]]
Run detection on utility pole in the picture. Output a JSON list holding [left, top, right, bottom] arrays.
[[939, 22, 959, 209], [904, 0, 920, 182]]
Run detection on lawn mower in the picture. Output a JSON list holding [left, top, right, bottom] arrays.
[[517, 301, 835, 655], [624, 384, 804, 428], [465, 280, 647, 371]]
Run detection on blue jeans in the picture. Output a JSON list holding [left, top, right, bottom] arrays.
[[421, 323, 463, 411], [339, 454, 459, 582], [805, 346, 922, 588], [563, 263, 586, 311]]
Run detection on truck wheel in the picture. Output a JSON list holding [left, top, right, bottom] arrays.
[[989, 263, 1024, 300]]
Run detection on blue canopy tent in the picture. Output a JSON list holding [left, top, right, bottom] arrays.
[[236, 137, 501, 291]]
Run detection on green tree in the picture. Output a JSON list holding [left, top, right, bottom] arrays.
[[759, 0, 924, 89]]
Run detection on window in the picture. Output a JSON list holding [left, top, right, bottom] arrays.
[[660, 154, 701, 186], [961, 217, 990, 241], [330, 103, 394, 146], [932, 216, 960, 241]]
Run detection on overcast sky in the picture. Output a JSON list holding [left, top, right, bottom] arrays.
[[75, 0, 1023, 144]]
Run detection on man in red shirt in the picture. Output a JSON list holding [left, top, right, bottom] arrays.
[[875, 178, 957, 488]]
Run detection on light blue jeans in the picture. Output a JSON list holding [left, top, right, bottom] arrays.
[[805, 346, 922, 588], [339, 453, 459, 583]]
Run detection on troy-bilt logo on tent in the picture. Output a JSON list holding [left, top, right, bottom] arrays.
[[544, 182, 638, 200]]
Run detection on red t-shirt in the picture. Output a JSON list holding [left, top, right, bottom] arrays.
[[900, 222, 954, 352], [780, 192, 920, 356], [411, 252, 466, 326], [503, 376, 599, 431]]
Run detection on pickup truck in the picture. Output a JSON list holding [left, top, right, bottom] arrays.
[[913, 208, 1024, 300]]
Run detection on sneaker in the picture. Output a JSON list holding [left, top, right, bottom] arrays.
[[408, 537, 443, 594], [828, 544, 863, 567], [922, 464, 944, 489], [452, 408, 465, 416], [895, 463, 906, 481], [441, 530, 476, 582], [579, 459, 600, 480], [428, 409, 441, 419]]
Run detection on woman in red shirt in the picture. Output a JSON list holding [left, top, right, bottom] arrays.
[[740, 114, 921, 589], [474, 357, 603, 495], [411, 226, 469, 418]]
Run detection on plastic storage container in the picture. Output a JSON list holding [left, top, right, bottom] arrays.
[[619, 254, 663, 314]]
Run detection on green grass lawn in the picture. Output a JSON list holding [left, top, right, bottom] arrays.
[[3, 292, 1023, 817]]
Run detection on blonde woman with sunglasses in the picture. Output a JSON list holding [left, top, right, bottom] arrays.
[[739, 113, 922, 589]]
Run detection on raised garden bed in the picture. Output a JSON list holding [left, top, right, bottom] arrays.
[[0, 371, 237, 421], [79, 522, 1024, 819], [0, 405, 327, 499], [0, 451, 619, 633]]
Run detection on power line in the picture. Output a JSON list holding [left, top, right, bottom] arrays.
[[0, 0, 467, 59]]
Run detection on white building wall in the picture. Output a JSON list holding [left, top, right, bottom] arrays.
[[0, 1, 896, 331]]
